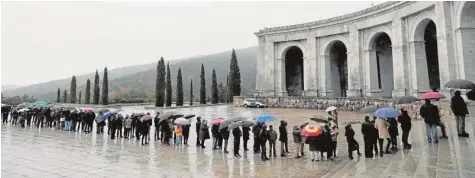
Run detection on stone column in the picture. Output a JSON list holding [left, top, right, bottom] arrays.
[[347, 26, 362, 97], [275, 57, 288, 97], [391, 17, 408, 97], [319, 54, 334, 97], [303, 37, 319, 96], [455, 27, 475, 82], [435, 2, 457, 90], [409, 40, 430, 96], [364, 48, 382, 97], [258, 38, 276, 96]]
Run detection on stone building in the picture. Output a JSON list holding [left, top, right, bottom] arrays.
[[254, 1, 475, 98]]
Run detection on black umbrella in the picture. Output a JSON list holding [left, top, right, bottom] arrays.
[[230, 116, 248, 122], [173, 114, 184, 118], [359, 105, 377, 114], [467, 89, 475, 101], [309, 117, 329, 123], [444, 79, 475, 89], [227, 121, 244, 131], [159, 114, 174, 123], [184, 114, 196, 119], [396, 96, 419, 104], [219, 119, 235, 130]]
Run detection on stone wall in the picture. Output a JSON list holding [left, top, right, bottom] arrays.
[[233, 96, 456, 118]]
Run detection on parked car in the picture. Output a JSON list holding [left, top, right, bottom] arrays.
[[242, 99, 266, 108]]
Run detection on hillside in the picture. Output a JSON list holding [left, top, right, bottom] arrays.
[[3, 47, 257, 102]]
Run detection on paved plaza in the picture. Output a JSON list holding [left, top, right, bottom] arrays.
[[2, 105, 475, 178]]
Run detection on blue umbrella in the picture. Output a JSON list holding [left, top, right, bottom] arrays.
[[103, 111, 117, 119], [256, 114, 277, 123], [374, 108, 400, 118]]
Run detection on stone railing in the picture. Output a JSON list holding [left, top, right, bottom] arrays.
[[233, 96, 455, 119]]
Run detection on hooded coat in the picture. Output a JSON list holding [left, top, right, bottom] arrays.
[[420, 100, 440, 125], [199, 120, 210, 141]]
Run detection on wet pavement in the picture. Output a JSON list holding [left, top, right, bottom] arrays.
[[2, 105, 475, 178]]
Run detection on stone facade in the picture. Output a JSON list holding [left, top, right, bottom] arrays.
[[254, 1, 475, 98]]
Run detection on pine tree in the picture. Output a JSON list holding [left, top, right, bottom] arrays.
[[200, 63, 206, 104], [226, 75, 232, 103], [63, 90, 68, 103], [78, 92, 82, 104], [102, 67, 108, 105], [218, 82, 226, 103], [85, 79, 91, 104], [211, 69, 219, 104], [228, 49, 241, 102], [176, 68, 184, 106], [70, 75, 77, 103], [93, 70, 100, 104], [155, 57, 166, 107], [165, 62, 172, 107], [56, 88, 61, 103], [189, 80, 193, 106]]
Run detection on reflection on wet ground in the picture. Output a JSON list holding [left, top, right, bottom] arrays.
[[2, 105, 475, 177]]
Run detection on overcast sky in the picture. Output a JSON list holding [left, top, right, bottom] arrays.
[[1, 1, 378, 86]]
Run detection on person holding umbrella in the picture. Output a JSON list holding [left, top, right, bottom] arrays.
[[221, 127, 230, 153], [398, 108, 412, 149], [116, 114, 124, 138], [375, 116, 391, 156], [293, 125, 303, 159], [279, 120, 289, 157], [252, 123, 262, 154], [232, 126, 242, 157], [174, 125, 183, 148], [154, 112, 161, 141], [345, 124, 361, 160], [109, 114, 118, 139], [361, 116, 377, 158], [95, 111, 105, 134], [195, 117, 202, 146], [259, 124, 269, 161], [420, 99, 441, 143], [124, 114, 132, 138], [451, 90, 470, 137], [211, 123, 220, 150], [242, 126, 250, 151], [267, 125, 278, 158], [199, 119, 210, 148]]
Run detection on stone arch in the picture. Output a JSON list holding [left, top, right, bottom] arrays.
[[455, 1, 475, 81], [366, 30, 394, 98], [321, 36, 349, 97], [409, 10, 437, 43], [282, 46, 305, 96], [320, 35, 350, 56], [364, 25, 393, 50], [277, 41, 308, 60]]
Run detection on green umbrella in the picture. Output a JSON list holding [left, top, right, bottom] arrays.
[[34, 101, 48, 106]]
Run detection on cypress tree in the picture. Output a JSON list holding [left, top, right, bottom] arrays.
[[93, 70, 100, 104], [176, 68, 183, 106], [70, 75, 77, 103], [56, 88, 61, 103], [78, 92, 82, 104], [165, 62, 172, 107], [226, 75, 232, 103], [102, 67, 108, 105], [85, 79, 91, 104], [200, 63, 206, 104], [218, 82, 226, 103], [189, 80, 193, 106], [156, 57, 166, 107], [211, 69, 218, 104], [228, 49, 241, 102], [63, 90, 68, 103]]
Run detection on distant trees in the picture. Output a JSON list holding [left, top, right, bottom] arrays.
[[70, 75, 77, 103], [200, 63, 206, 104], [189, 80, 193, 106], [228, 49, 241, 102], [57, 88, 61, 103], [63, 90, 68, 103], [102, 67, 109, 105], [218, 82, 226, 103], [155, 57, 166, 107], [226, 75, 232, 103], [85, 79, 91, 104], [165, 62, 172, 107], [211, 69, 218, 104], [93, 70, 100, 104], [1, 94, 36, 105], [176, 68, 184, 106]]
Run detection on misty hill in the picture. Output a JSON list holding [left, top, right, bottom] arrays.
[[3, 47, 257, 102]]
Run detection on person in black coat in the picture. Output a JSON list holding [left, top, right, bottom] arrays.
[[116, 114, 124, 138], [361, 116, 376, 158], [160, 118, 170, 145], [211, 124, 220, 150], [70, 111, 79, 132], [398, 109, 412, 149], [451, 90, 469, 137], [323, 125, 334, 161], [420, 99, 441, 143], [370, 119, 379, 155], [154, 113, 160, 140], [259, 125, 269, 161], [388, 118, 399, 151], [232, 127, 242, 157], [242, 127, 250, 151], [221, 128, 230, 153], [279, 120, 289, 156], [195, 117, 201, 146], [253, 123, 262, 153], [345, 124, 361, 160]]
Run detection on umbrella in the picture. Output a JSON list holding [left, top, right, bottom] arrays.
[[103, 111, 117, 119], [309, 117, 329, 123], [359, 105, 377, 114], [61, 106, 76, 111], [184, 114, 196, 119], [211, 118, 225, 125], [230, 116, 248, 122], [396, 96, 419, 104], [97, 108, 110, 113], [135, 112, 146, 117], [228, 121, 244, 131], [158, 113, 174, 123], [83, 108, 94, 112], [241, 120, 255, 127], [173, 114, 184, 118], [419, 91, 445, 100], [302, 124, 323, 137], [444, 79, 475, 89], [342, 120, 363, 125], [18, 108, 29, 112], [326, 106, 337, 112], [33, 101, 48, 106], [467, 89, 475, 101], [141, 115, 153, 121], [174, 117, 191, 125], [219, 119, 238, 130], [374, 108, 400, 118], [255, 114, 276, 123]]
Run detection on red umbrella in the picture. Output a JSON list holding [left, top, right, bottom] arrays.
[[83, 108, 94, 113], [302, 124, 323, 137], [419, 91, 445, 100], [211, 118, 224, 125]]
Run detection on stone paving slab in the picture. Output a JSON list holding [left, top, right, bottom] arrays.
[[2, 105, 475, 177]]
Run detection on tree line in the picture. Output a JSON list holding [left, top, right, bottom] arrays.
[[53, 48, 241, 106]]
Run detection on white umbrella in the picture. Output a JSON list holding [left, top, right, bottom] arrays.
[[173, 117, 191, 126], [18, 108, 29, 112], [326, 106, 337, 112]]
